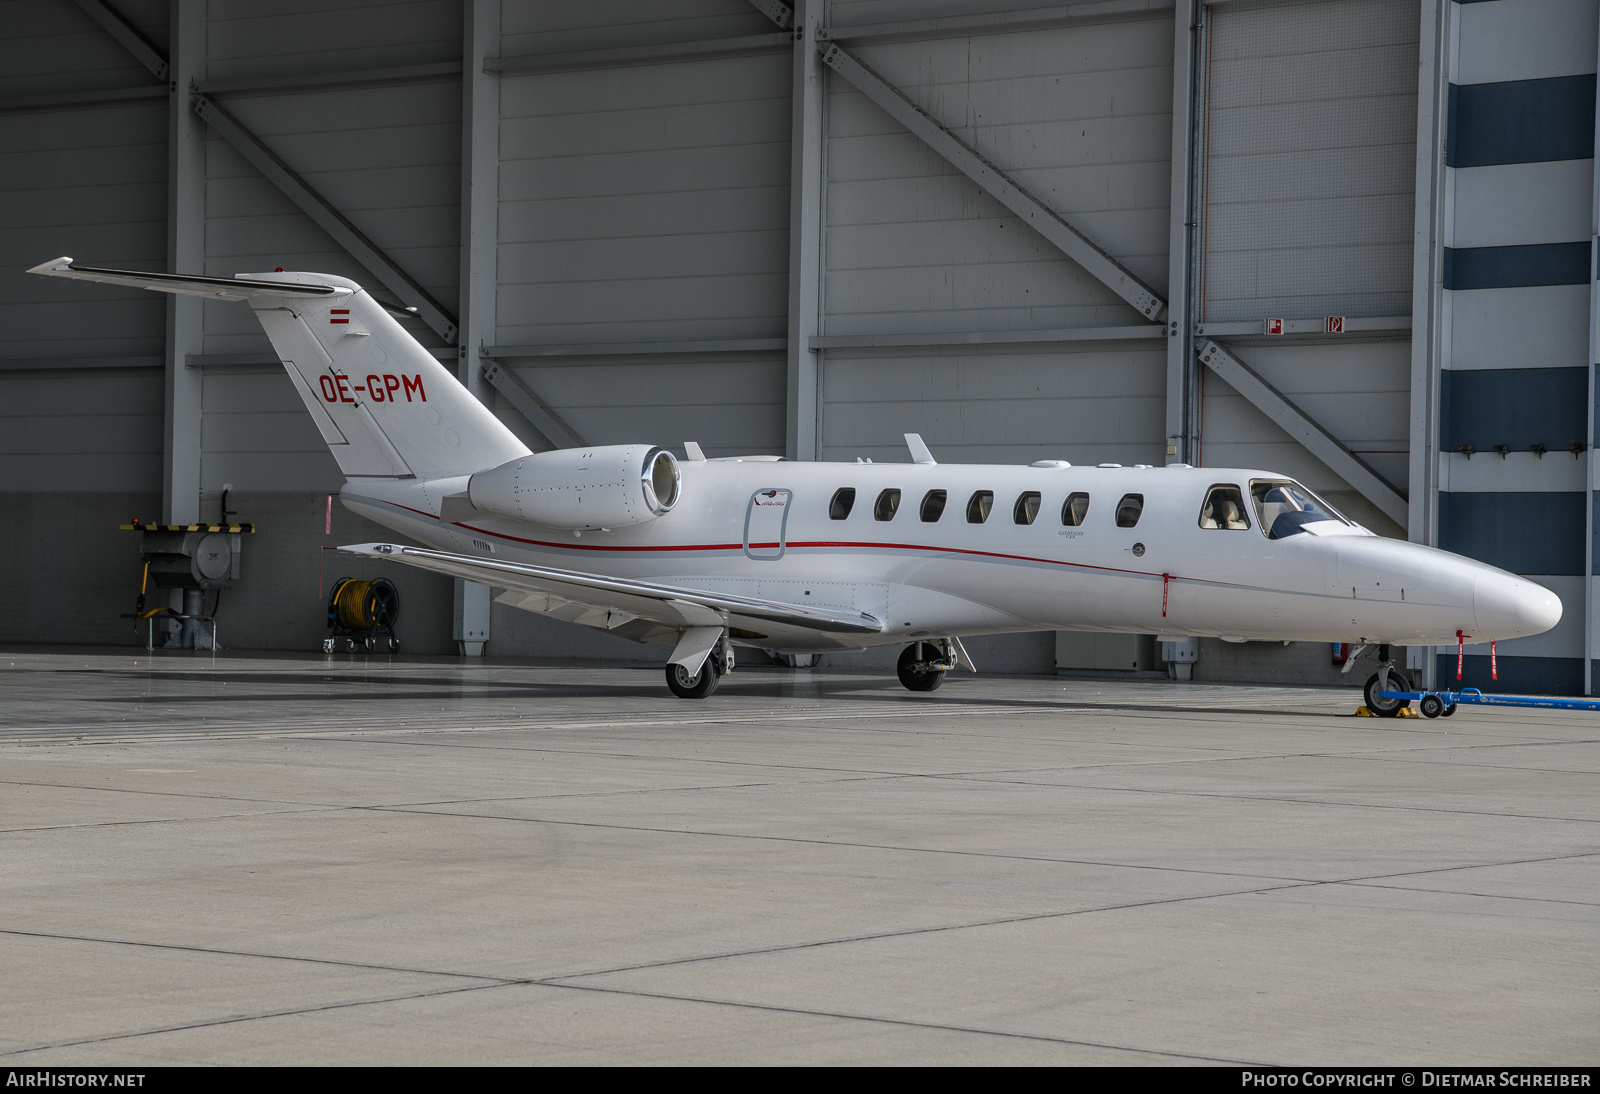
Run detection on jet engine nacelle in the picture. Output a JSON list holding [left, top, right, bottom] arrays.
[[467, 444, 681, 530]]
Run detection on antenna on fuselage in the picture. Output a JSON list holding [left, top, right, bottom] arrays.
[[905, 433, 937, 465]]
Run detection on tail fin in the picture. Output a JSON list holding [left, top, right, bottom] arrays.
[[27, 258, 531, 479]]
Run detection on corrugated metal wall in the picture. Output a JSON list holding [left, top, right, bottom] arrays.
[[0, 1, 168, 493], [821, 12, 1173, 465]]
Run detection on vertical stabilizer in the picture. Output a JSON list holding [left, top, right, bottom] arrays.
[[246, 273, 530, 479]]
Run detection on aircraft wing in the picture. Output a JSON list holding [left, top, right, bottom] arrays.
[[26, 257, 349, 302], [337, 542, 885, 638]]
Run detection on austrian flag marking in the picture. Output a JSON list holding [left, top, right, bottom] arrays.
[[330, 309, 350, 325]]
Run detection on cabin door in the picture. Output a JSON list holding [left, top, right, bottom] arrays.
[[744, 489, 791, 560]]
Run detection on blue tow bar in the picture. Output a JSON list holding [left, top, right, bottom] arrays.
[[1379, 688, 1600, 713]]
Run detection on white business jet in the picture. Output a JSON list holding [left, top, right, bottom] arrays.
[[30, 259, 1562, 713]]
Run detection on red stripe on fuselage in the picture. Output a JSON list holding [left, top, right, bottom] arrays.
[[365, 498, 1182, 583]]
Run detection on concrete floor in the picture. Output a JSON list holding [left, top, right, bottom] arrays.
[[1, 647, 1595, 1066]]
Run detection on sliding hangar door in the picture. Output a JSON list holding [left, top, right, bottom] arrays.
[[2, 0, 1593, 691]]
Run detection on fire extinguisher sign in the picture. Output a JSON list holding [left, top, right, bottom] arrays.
[[1326, 315, 1344, 334]]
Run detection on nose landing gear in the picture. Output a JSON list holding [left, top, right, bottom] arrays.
[[1362, 643, 1412, 717]]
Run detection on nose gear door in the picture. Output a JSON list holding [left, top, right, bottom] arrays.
[[744, 489, 791, 560]]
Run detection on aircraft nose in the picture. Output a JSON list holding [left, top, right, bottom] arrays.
[[1473, 570, 1562, 639]]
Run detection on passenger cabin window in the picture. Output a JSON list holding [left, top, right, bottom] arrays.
[[1115, 493, 1144, 528], [875, 488, 902, 521], [1013, 491, 1041, 525], [967, 491, 993, 524], [1198, 484, 1250, 530], [1061, 492, 1089, 527], [1250, 480, 1349, 539], [829, 487, 855, 520], [920, 489, 947, 522]]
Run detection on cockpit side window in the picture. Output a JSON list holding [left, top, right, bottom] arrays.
[[1249, 480, 1349, 539], [920, 489, 947, 522], [1061, 492, 1089, 527], [1115, 493, 1144, 528], [967, 491, 993, 524], [1013, 491, 1041, 525], [1198, 484, 1250, 530], [874, 488, 902, 521], [829, 487, 855, 520]]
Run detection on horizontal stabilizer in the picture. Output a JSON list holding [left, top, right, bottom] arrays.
[[26, 258, 348, 301], [337, 542, 884, 636]]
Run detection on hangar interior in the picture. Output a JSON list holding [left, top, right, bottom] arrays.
[[2, 0, 1595, 692]]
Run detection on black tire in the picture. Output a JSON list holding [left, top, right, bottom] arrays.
[[1364, 670, 1411, 717], [1419, 694, 1444, 719], [1441, 703, 1457, 718], [897, 642, 946, 692], [666, 658, 720, 699]]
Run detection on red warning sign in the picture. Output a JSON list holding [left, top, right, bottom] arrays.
[[1326, 315, 1344, 334], [1265, 318, 1283, 335]]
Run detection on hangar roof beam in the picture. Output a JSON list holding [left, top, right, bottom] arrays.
[[70, 0, 168, 82], [1199, 339, 1409, 528]]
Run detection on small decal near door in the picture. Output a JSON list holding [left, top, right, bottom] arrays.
[[744, 489, 791, 560]]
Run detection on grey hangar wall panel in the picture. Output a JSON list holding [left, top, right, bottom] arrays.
[[1448, 159, 1594, 250], [491, 355, 786, 459], [495, 53, 792, 347], [1442, 284, 1592, 371], [498, 1, 773, 56], [823, 16, 1174, 338], [818, 344, 1167, 467], [1200, 0, 1419, 323], [206, 0, 461, 84], [0, 102, 168, 364], [1453, 0, 1598, 85], [0, 370, 164, 493]]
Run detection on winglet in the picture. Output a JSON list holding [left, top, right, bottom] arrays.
[[905, 433, 936, 465], [683, 441, 706, 461], [26, 257, 74, 277]]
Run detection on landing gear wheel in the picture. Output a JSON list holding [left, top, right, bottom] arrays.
[[897, 642, 946, 692], [1364, 670, 1411, 717], [666, 658, 720, 699], [1441, 703, 1457, 718], [1419, 694, 1444, 719]]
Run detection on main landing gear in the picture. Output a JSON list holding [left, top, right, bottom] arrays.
[[897, 639, 960, 692], [1362, 643, 1412, 718], [665, 635, 734, 699]]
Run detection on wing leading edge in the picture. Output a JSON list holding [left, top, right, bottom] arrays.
[[337, 543, 885, 645]]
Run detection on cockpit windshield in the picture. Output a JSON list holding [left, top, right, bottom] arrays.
[[1250, 480, 1350, 539]]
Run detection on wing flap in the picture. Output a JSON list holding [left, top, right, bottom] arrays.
[[338, 542, 884, 635]]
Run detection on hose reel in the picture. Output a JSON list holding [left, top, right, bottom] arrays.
[[323, 577, 399, 653]]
